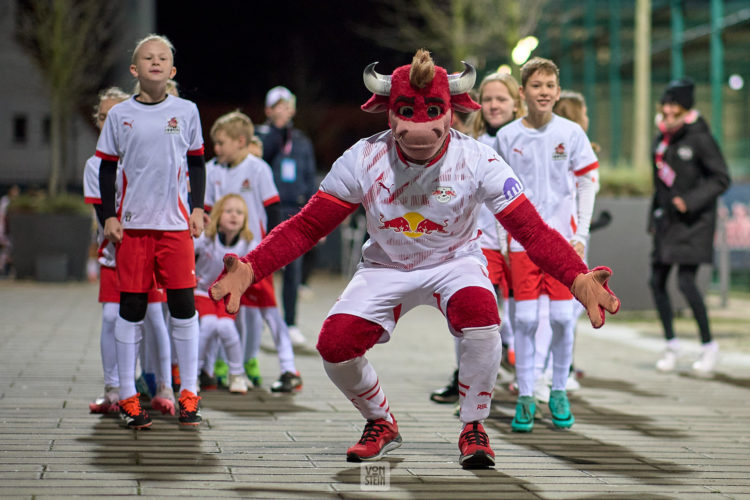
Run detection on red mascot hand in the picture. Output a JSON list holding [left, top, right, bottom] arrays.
[[209, 254, 255, 315], [570, 266, 621, 329]]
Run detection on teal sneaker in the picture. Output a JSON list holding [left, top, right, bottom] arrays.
[[511, 395, 535, 432], [244, 358, 262, 387], [214, 359, 229, 388], [549, 390, 575, 428]]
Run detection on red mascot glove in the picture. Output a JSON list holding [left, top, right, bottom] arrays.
[[570, 266, 621, 328], [209, 254, 255, 315]]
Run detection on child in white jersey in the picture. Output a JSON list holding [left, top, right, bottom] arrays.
[[205, 111, 301, 393], [95, 34, 207, 429], [84, 87, 174, 416], [195, 194, 255, 394], [495, 57, 600, 432]]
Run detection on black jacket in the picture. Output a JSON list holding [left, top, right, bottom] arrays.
[[649, 114, 731, 264]]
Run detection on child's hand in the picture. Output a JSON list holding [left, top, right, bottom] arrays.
[[104, 217, 123, 244], [570, 240, 585, 259], [209, 254, 255, 314], [190, 208, 204, 237]]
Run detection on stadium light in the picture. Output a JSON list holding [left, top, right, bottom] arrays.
[[511, 36, 539, 66]]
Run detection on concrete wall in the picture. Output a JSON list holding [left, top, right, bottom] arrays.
[[588, 197, 711, 311]]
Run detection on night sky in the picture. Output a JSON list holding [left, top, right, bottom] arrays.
[[156, 0, 414, 166]]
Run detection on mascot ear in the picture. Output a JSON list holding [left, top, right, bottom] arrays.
[[451, 93, 481, 113], [361, 94, 389, 113]]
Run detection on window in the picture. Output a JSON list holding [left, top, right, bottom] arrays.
[[13, 114, 27, 144]]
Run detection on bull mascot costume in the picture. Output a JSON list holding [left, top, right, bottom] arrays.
[[211, 49, 619, 468]]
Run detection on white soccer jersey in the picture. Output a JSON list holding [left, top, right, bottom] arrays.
[[205, 155, 280, 242], [319, 129, 524, 270], [83, 155, 123, 268], [95, 95, 205, 230], [194, 234, 255, 296], [495, 115, 598, 252]]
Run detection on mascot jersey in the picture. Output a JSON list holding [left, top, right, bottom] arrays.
[[320, 128, 524, 270]]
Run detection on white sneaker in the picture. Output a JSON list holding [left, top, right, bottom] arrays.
[[656, 347, 679, 372], [533, 378, 550, 404], [150, 383, 176, 415], [565, 372, 581, 391], [692, 342, 719, 375], [287, 325, 306, 346], [229, 373, 249, 394]]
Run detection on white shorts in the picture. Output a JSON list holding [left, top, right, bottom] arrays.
[[327, 255, 496, 342]]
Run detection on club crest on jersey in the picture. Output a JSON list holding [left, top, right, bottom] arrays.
[[165, 117, 180, 134], [241, 179, 252, 191], [379, 212, 448, 238], [552, 142, 567, 160], [432, 186, 456, 203]]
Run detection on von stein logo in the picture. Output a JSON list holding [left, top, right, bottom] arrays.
[[360, 462, 390, 491], [552, 142, 567, 160], [165, 117, 180, 134], [379, 212, 447, 238]]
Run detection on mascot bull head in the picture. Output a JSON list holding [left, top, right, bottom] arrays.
[[362, 49, 480, 163]]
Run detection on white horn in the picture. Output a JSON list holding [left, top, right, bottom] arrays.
[[448, 62, 476, 95], [363, 62, 391, 96]]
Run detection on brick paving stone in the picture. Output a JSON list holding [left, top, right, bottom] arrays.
[[2, 277, 750, 498]]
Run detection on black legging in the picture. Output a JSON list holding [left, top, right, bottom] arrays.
[[648, 262, 712, 344]]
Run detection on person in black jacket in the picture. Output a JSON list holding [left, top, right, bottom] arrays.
[[649, 77, 731, 375], [256, 86, 317, 347]]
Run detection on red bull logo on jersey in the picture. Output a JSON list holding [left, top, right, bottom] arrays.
[[552, 142, 567, 160], [379, 212, 448, 238], [165, 117, 180, 134], [432, 186, 456, 203]]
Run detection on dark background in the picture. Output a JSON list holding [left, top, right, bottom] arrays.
[[156, 0, 415, 169]]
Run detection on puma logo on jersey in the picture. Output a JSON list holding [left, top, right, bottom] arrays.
[[377, 181, 392, 194], [488, 158, 499, 162], [123, 121, 133, 128], [513, 148, 523, 155]]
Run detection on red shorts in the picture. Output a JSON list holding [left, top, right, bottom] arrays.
[[239, 275, 278, 308], [99, 266, 166, 303], [509, 251, 572, 301], [481, 248, 511, 299], [195, 294, 236, 319], [116, 229, 196, 293]]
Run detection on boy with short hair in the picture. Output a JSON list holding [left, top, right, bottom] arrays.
[[495, 57, 599, 432], [205, 111, 302, 392]]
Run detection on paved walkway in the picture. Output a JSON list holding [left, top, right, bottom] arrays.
[[1, 275, 749, 499]]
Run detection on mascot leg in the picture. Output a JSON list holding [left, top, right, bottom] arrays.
[[446, 286, 500, 468], [446, 286, 501, 424], [318, 314, 390, 422]]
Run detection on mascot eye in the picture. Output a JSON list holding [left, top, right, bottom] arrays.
[[397, 106, 415, 118], [427, 105, 443, 118]]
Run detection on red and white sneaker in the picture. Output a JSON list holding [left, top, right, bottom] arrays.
[[89, 385, 120, 414], [346, 415, 402, 462], [458, 421, 495, 468], [150, 384, 176, 416]]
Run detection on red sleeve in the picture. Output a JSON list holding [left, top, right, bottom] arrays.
[[496, 196, 588, 288], [242, 191, 358, 281]]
